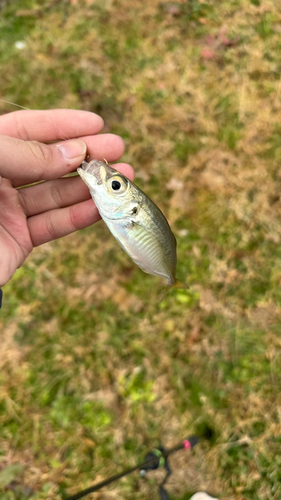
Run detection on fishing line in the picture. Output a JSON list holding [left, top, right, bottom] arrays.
[[63, 436, 199, 500], [0, 100, 80, 142], [0, 101, 77, 312], [0, 100, 31, 110]]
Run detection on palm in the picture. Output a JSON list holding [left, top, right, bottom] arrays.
[[0, 109, 133, 287], [0, 179, 32, 282]]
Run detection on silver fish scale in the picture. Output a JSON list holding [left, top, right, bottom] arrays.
[[77, 160, 180, 287]]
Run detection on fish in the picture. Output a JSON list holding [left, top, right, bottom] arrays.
[[77, 159, 186, 290]]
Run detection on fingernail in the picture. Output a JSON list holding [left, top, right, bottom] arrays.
[[57, 139, 87, 160]]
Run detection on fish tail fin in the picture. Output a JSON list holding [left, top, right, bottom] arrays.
[[171, 278, 189, 290], [159, 278, 188, 303]]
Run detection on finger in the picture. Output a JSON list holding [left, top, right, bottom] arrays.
[[0, 109, 104, 141], [28, 199, 100, 246], [78, 133, 125, 163], [19, 176, 91, 217], [18, 163, 134, 217], [0, 134, 125, 187], [0, 135, 86, 187]]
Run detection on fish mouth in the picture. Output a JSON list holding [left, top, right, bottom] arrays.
[[77, 160, 106, 188]]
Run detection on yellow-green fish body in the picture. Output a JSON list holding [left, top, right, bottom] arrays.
[[77, 160, 182, 288]]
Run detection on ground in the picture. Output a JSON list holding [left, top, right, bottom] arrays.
[[0, 0, 281, 499]]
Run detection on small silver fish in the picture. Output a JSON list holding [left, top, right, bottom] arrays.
[[77, 160, 185, 289]]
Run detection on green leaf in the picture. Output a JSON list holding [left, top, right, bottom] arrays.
[[0, 464, 24, 489]]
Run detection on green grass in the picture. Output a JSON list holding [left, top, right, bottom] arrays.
[[1, 0, 281, 499]]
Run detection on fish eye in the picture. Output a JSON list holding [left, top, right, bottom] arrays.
[[108, 175, 128, 194], [112, 180, 121, 190]]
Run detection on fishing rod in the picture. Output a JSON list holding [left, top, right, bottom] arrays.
[[64, 435, 199, 500]]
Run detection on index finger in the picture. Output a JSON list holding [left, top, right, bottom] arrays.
[[0, 109, 104, 141]]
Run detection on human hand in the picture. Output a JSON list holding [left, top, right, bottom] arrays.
[[0, 109, 134, 287]]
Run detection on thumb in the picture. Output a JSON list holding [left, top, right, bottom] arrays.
[[0, 135, 87, 187]]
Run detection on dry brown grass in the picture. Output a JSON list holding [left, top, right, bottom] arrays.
[[1, 0, 281, 499]]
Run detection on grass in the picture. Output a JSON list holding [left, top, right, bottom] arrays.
[[1, 0, 281, 499]]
